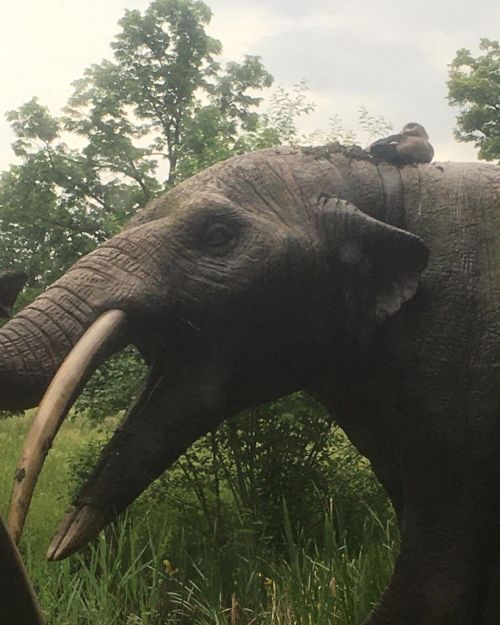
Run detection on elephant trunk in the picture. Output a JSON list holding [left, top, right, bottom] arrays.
[[2, 221, 173, 541], [0, 284, 105, 411], [0, 222, 166, 411]]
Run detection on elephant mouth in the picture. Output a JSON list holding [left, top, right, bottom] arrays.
[[8, 307, 239, 560]]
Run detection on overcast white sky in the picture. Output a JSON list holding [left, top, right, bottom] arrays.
[[1, 0, 499, 171]]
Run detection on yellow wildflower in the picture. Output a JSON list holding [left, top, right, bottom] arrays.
[[162, 559, 179, 576]]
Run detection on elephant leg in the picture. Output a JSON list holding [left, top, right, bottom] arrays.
[[473, 567, 500, 624], [364, 513, 490, 625], [369, 456, 405, 526]]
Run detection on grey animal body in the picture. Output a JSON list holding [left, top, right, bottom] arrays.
[[369, 122, 434, 165], [2, 143, 500, 624]]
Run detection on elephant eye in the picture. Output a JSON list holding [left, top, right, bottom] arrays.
[[204, 223, 234, 251]]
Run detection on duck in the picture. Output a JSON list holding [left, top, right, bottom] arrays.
[[369, 122, 434, 165]]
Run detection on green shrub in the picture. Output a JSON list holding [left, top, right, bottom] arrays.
[[74, 347, 147, 420], [67, 391, 392, 574]]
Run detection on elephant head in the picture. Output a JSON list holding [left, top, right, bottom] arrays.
[[0, 147, 428, 561]]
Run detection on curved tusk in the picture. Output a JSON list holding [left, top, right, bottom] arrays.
[[8, 309, 128, 544]]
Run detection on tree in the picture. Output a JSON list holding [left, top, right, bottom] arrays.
[[0, 0, 273, 290], [236, 82, 392, 152], [0, 98, 148, 287], [66, 0, 272, 186], [447, 38, 500, 161]]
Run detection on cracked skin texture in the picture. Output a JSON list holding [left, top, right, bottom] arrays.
[[1, 144, 500, 623]]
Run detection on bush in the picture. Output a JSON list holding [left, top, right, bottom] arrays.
[[58, 394, 394, 624], [68, 392, 391, 555], [74, 347, 147, 420]]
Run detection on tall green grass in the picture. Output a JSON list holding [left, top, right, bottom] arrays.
[[23, 503, 396, 624], [0, 414, 397, 624]]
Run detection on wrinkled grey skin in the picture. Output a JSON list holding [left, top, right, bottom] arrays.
[[2, 143, 500, 624]]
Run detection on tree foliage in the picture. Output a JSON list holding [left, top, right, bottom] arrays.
[[448, 38, 500, 161], [0, 0, 273, 289], [66, 0, 272, 187], [0, 98, 139, 286], [235, 83, 392, 152]]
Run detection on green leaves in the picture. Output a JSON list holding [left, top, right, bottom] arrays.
[[6, 98, 60, 156], [109, 0, 220, 126], [63, 0, 272, 189], [175, 56, 273, 181], [447, 38, 500, 161], [0, 97, 148, 287]]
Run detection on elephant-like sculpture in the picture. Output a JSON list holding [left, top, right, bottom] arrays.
[[1, 143, 500, 624]]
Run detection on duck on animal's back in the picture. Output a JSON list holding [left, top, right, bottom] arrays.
[[369, 123, 434, 165]]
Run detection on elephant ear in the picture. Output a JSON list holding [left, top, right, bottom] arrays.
[[319, 196, 429, 321], [0, 271, 27, 318]]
